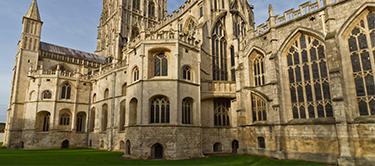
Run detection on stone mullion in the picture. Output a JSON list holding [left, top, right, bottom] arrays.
[[363, 17, 375, 115]]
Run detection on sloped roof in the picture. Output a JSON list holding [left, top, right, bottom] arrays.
[[40, 42, 106, 64]]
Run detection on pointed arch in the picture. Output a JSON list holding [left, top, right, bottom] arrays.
[[211, 12, 228, 35], [60, 81, 73, 100], [251, 93, 267, 122], [278, 27, 325, 56], [338, 3, 375, 37], [341, 8, 375, 116], [131, 66, 140, 82], [212, 14, 228, 81], [183, 16, 198, 36], [150, 96, 170, 124], [248, 48, 266, 86], [284, 32, 333, 119]]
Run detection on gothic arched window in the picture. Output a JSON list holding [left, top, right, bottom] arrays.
[[150, 96, 170, 123], [102, 104, 108, 131], [148, 2, 155, 17], [60, 113, 71, 126], [233, 14, 246, 39], [104, 89, 109, 99], [43, 90, 52, 99], [212, 17, 228, 81], [61, 82, 72, 99], [76, 112, 86, 132], [286, 34, 333, 119], [122, 83, 127, 96], [185, 19, 196, 36], [182, 98, 192, 124], [253, 53, 265, 86], [133, 0, 140, 10], [183, 66, 192, 80], [93, 94, 97, 102], [90, 108, 96, 132], [133, 67, 140, 82], [214, 99, 230, 126], [154, 53, 168, 76], [252, 94, 267, 122], [37, 111, 50, 132], [347, 11, 375, 116]]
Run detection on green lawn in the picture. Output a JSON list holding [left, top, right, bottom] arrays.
[[0, 147, 327, 166]]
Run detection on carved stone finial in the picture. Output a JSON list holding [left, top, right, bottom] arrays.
[[268, 4, 274, 17]]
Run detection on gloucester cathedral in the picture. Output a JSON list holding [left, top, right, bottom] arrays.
[[3, 0, 375, 165]]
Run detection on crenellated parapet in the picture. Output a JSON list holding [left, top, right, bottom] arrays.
[[253, 0, 347, 37]]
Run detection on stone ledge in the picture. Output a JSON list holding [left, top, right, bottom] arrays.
[[287, 117, 336, 125], [351, 116, 375, 124]]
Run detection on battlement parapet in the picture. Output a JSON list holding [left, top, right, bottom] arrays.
[[253, 0, 346, 37]]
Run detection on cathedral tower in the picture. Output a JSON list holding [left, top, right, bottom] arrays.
[[95, 0, 168, 62], [4, 0, 43, 148]]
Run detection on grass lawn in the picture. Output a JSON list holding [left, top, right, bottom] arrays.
[[0, 147, 327, 166]]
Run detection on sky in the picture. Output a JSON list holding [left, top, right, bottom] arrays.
[[0, 0, 304, 122]]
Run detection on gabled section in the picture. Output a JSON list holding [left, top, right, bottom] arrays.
[[25, 0, 41, 21]]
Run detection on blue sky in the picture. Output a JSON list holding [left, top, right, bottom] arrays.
[[0, 0, 304, 122]]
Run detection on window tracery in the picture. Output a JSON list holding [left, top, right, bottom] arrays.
[[212, 17, 228, 81], [347, 11, 375, 116], [39, 112, 50, 132], [214, 99, 230, 126], [133, 67, 140, 82], [43, 90, 52, 99], [287, 34, 333, 119], [150, 97, 170, 123], [183, 66, 192, 80], [252, 94, 267, 122], [133, 0, 140, 10], [185, 19, 196, 36], [148, 2, 155, 17], [76, 112, 85, 132], [154, 53, 168, 76], [61, 82, 72, 100], [182, 98, 192, 124], [60, 113, 71, 126], [233, 14, 246, 40], [253, 54, 265, 86]]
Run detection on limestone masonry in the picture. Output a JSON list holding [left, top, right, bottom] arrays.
[[4, 0, 375, 165]]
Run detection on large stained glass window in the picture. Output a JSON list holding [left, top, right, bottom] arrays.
[[252, 94, 267, 122], [287, 34, 333, 119], [150, 97, 170, 123], [214, 99, 230, 126], [212, 17, 228, 81], [347, 11, 375, 116]]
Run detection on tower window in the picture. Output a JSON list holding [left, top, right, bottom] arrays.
[[150, 96, 170, 124], [154, 53, 168, 77], [42, 90, 52, 99], [61, 82, 72, 99]]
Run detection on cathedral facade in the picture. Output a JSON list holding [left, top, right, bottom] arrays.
[[3, 0, 375, 165]]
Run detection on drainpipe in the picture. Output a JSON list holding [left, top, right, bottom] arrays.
[[86, 83, 92, 148], [110, 72, 117, 150]]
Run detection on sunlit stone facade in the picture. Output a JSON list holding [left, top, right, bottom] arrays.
[[4, 0, 375, 165]]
